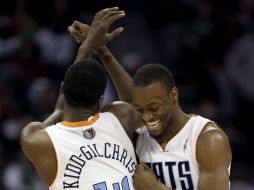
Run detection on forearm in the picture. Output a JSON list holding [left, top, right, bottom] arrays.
[[75, 44, 94, 63], [43, 110, 63, 126], [43, 93, 64, 126], [96, 46, 133, 102]]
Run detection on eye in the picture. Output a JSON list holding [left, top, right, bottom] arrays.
[[148, 107, 159, 112], [137, 108, 144, 114]]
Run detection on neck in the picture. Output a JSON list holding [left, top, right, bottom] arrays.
[[63, 105, 96, 122], [157, 106, 190, 147]]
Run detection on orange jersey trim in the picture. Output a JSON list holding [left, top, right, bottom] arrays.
[[60, 114, 100, 127]]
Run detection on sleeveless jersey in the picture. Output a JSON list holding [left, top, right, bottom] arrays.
[[46, 112, 136, 190], [136, 115, 230, 190]]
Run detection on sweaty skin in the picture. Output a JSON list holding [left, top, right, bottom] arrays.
[[20, 7, 142, 187], [68, 18, 231, 190]]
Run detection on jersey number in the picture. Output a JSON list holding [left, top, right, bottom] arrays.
[[93, 176, 130, 190]]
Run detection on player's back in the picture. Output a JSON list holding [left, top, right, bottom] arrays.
[[46, 112, 136, 190]]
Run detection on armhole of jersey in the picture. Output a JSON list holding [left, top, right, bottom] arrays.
[[45, 127, 59, 187], [192, 120, 212, 169]]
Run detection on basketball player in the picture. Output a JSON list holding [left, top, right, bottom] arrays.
[[68, 18, 232, 190], [20, 7, 141, 190]]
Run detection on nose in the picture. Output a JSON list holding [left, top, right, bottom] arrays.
[[142, 111, 153, 122]]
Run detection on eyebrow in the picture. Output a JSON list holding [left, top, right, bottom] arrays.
[[147, 102, 160, 107], [132, 103, 140, 108], [132, 102, 160, 108]]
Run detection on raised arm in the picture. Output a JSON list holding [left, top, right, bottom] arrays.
[[68, 18, 133, 102], [24, 7, 124, 132], [20, 88, 64, 185], [21, 8, 127, 185], [21, 85, 64, 138], [96, 47, 132, 102], [43, 90, 64, 126], [73, 7, 126, 62]]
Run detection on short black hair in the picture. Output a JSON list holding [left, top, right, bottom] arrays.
[[133, 64, 175, 90], [63, 58, 107, 109]]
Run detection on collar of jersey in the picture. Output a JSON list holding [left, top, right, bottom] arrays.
[[60, 114, 99, 127]]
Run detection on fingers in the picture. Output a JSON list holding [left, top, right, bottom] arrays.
[[69, 7, 125, 46], [135, 163, 147, 173], [101, 10, 125, 23], [69, 20, 90, 43], [73, 21, 88, 33], [136, 164, 145, 170], [94, 7, 125, 27], [68, 26, 83, 43], [95, 7, 119, 20], [107, 27, 124, 41], [103, 11, 125, 41], [68, 25, 83, 36], [140, 162, 151, 170], [72, 20, 83, 29]]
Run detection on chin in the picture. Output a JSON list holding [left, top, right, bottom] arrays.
[[148, 130, 163, 138]]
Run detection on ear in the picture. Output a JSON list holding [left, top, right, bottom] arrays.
[[171, 87, 178, 104], [98, 95, 104, 110]]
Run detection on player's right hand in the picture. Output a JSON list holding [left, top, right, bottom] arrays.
[[68, 7, 125, 49]]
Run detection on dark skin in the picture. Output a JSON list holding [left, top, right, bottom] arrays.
[[68, 18, 231, 190], [131, 84, 189, 148], [131, 82, 231, 190], [68, 21, 132, 102], [20, 7, 141, 186]]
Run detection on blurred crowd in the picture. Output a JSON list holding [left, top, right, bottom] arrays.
[[0, 0, 254, 189]]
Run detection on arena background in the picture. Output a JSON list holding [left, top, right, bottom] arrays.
[[0, 0, 254, 189]]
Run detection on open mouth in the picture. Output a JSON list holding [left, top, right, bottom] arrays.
[[147, 119, 160, 129]]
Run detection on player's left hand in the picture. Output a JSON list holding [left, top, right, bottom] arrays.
[[68, 21, 89, 44], [133, 162, 160, 190]]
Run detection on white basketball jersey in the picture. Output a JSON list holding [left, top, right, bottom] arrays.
[[46, 112, 136, 190], [136, 115, 229, 190]]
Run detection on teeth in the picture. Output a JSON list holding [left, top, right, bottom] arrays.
[[147, 120, 160, 129]]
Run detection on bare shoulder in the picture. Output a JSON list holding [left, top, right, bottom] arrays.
[[20, 122, 49, 147], [20, 121, 52, 163], [21, 121, 46, 134], [102, 101, 142, 138], [20, 121, 57, 185], [199, 123, 230, 147], [102, 101, 136, 122], [102, 101, 133, 112], [196, 122, 232, 171]]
